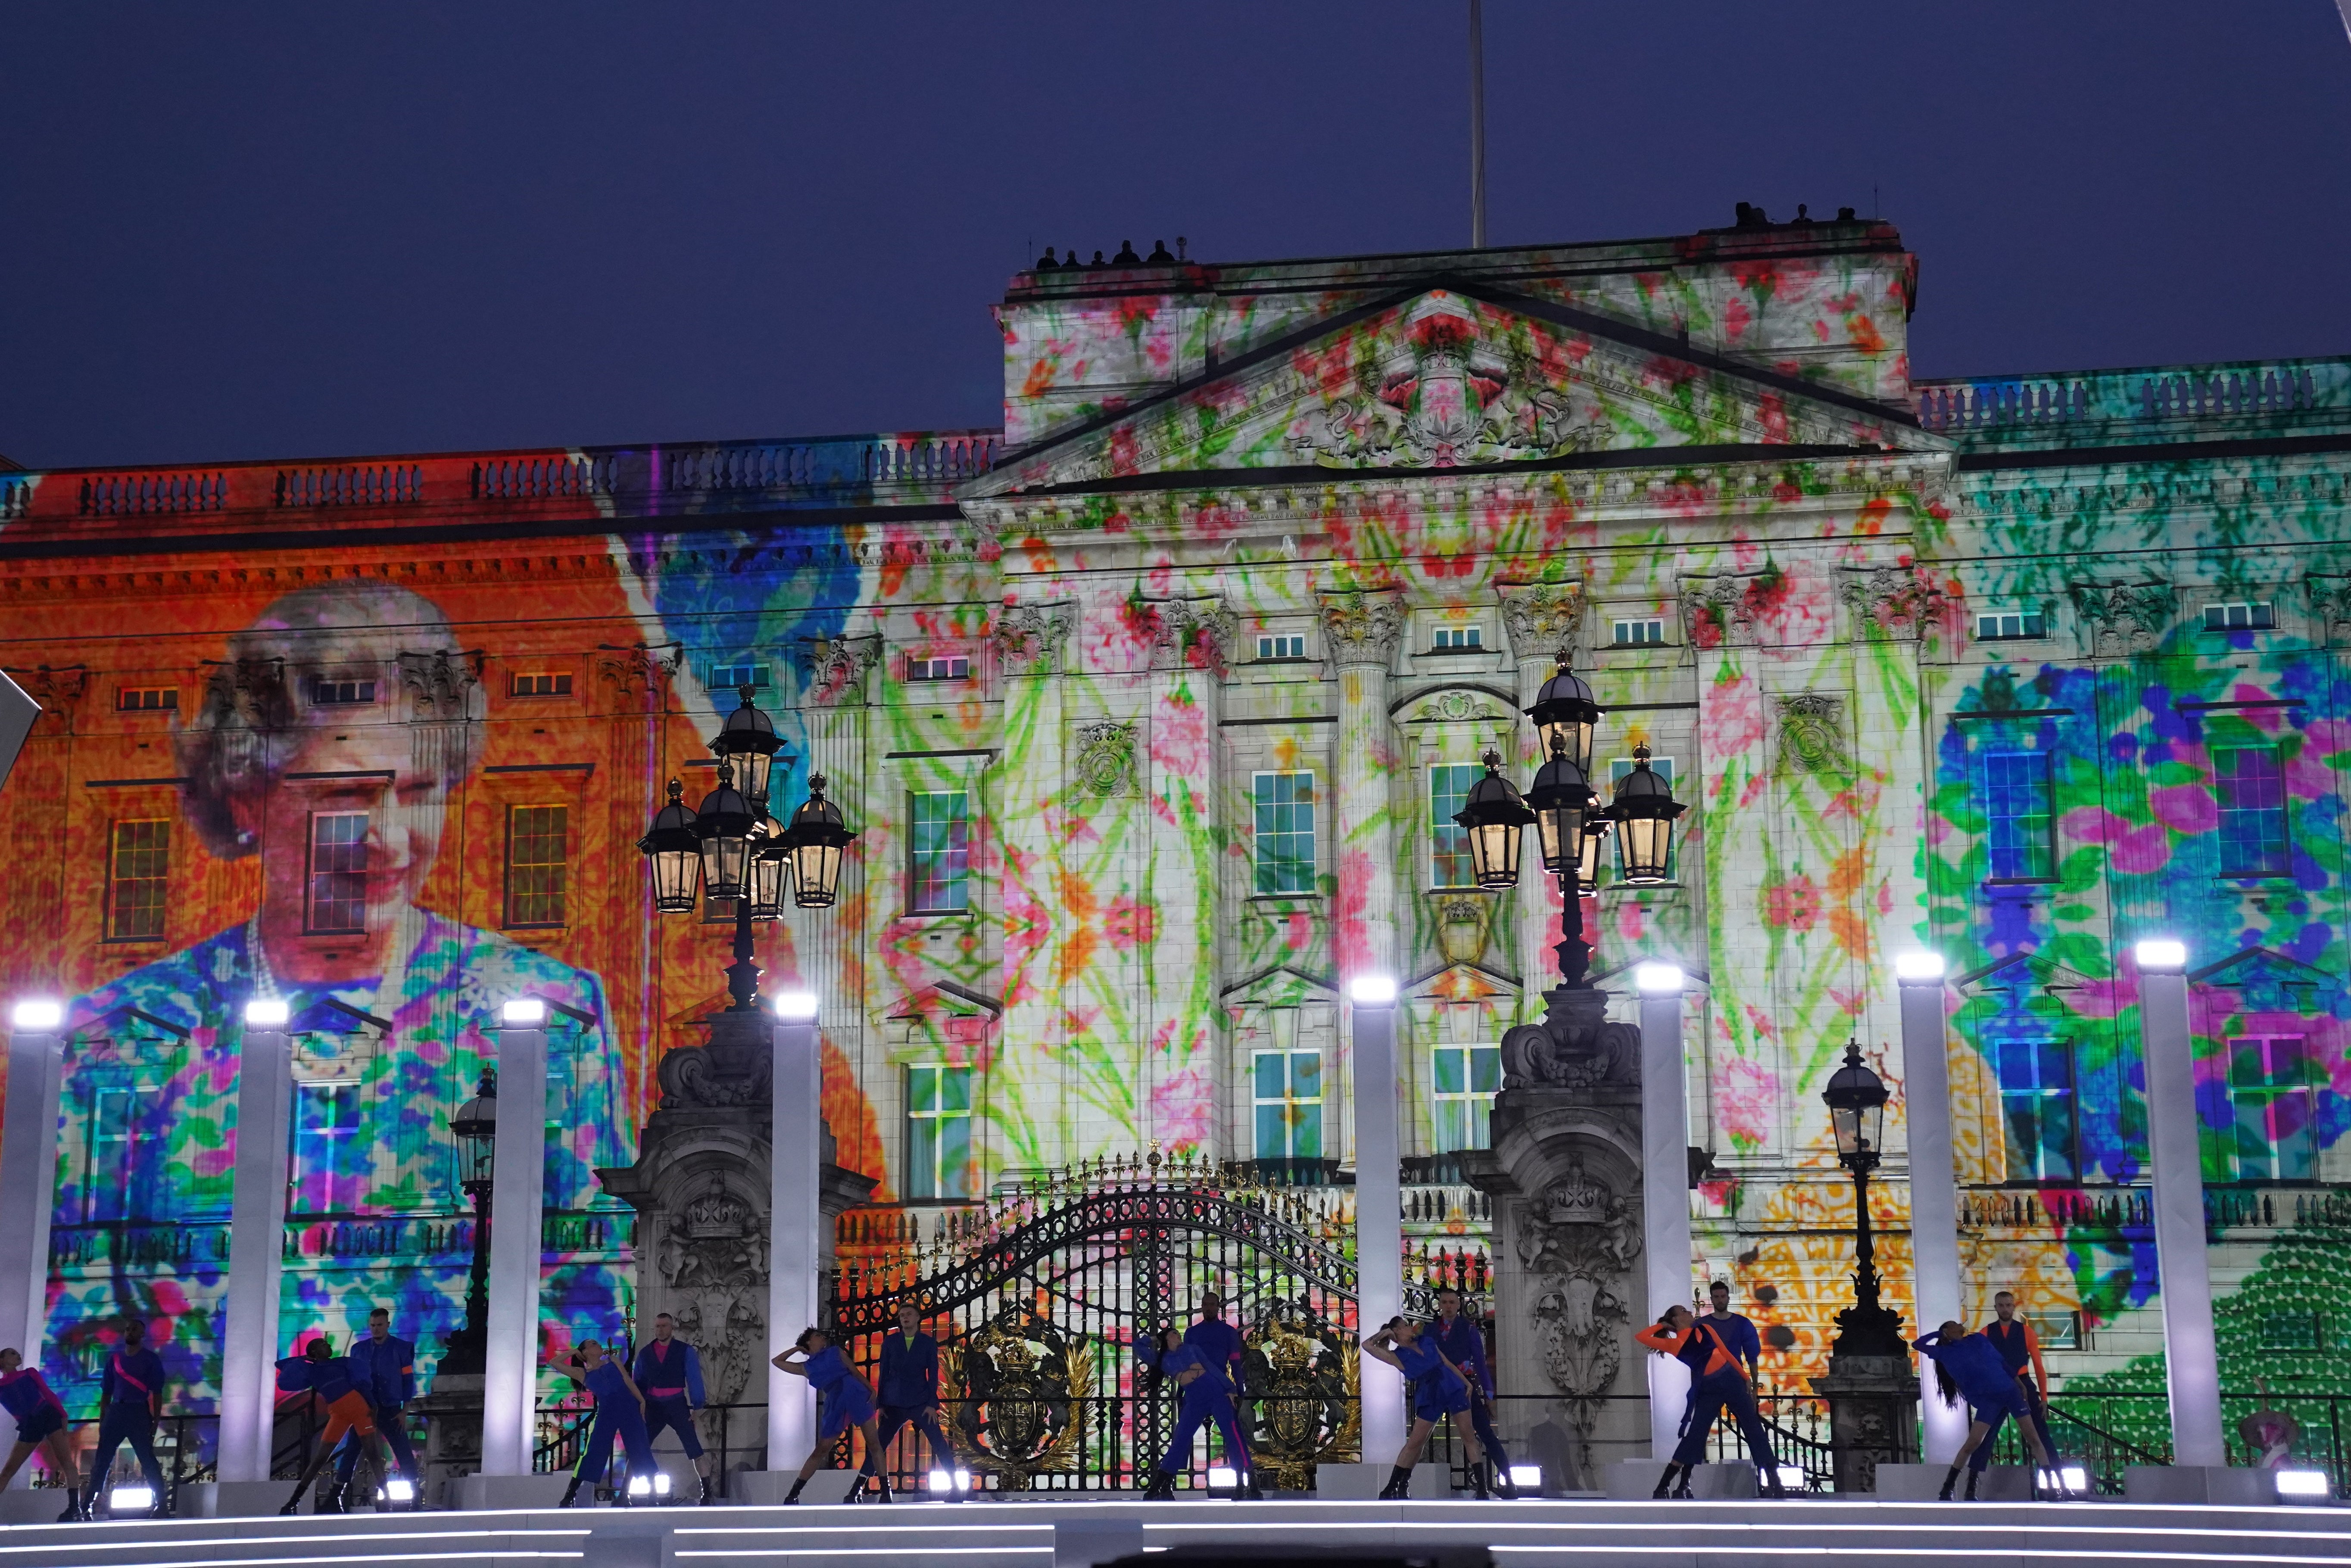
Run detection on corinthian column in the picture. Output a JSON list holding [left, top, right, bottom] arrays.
[[1319, 591, 1405, 980]]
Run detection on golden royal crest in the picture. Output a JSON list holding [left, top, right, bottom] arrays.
[[1239, 1298, 1359, 1490], [944, 1298, 1092, 1490]]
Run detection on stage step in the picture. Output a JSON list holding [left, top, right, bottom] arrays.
[[1, 1495, 2346, 1568]]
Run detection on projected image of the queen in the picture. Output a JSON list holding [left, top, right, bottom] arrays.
[[59, 583, 626, 1388]]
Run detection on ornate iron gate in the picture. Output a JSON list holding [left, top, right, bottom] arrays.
[[829, 1151, 1437, 1491]]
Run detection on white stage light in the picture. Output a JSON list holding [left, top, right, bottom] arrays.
[[9, 999, 62, 1032], [2134, 938, 2187, 971], [1348, 975, 1397, 1006], [1777, 1466, 1808, 1490], [1207, 1465, 1238, 1489], [1508, 1464, 1543, 1489], [384, 1477, 415, 1503], [502, 997, 547, 1024], [627, 1473, 652, 1496], [243, 997, 290, 1026], [1634, 962, 1684, 995], [655, 1472, 673, 1496], [2277, 1469, 2331, 1498], [954, 1468, 973, 1492], [2036, 1465, 2089, 1493], [109, 1483, 154, 1512], [1893, 951, 1946, 982], [773, 990, 820, 1021]]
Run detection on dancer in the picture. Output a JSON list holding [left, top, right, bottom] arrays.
[[0, 1348, 80, 1521], [1141, 1325, 1257, 1499], [1969, 1292, 2061, 1485], [1634, 1304, 1784, 1500], [634, 1314, 714, 1504], [557, 1338, 657, 1508], [875, 1302, 957, 1499], [274, 1336, 387, 1516], [85, 1317, 170, 1520], [1699, 1282, 1762, 1378], [1431, 1288, 1516, 1499], [1913, 1321, 2064, 1500], [1360, 1317, 1491, 1500], [773, 1328, 890, 1504], [333, 1309, 418, 1505]]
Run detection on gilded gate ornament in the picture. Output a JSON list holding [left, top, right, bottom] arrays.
[[1238, 1299, 1359, 1490], [945, 1299, 1090, 1490]]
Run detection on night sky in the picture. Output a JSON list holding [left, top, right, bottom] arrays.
[[6, 2, 2350, 469]]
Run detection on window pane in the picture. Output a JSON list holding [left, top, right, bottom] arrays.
[[1430, 1043, 1499, 1153], [2216, 747, 2289, 875], [1253, 772, 1316, 895], [293, 1082, 365, 1212], [1256, 1104, 1287, 1161], [1469, 1045, 1501, 1094], [910, 791, 971, 912], [1432, 1047, 1465, 1095], [307, 812, 370, 933], [1982, 751, 2053, 880], [1289, 1051, 1320, 1099], [942, 1064, 972, 1113], [108, 819, 171, 940], [1293, 1102, 1323, 1160], [908, 1065, 936, 1114], [1431, 764, 1481, 887], [1432, 1100, 1466, 1155], [87, 1088, 134, 1221], [939, 1111, 972, 1199], [505, 805, 570, 927], [907, 1116, 939, 1201], [1254, 1052, 1285, 1099]]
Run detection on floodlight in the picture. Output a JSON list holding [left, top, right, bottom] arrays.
[[928, 1469, 954, 1493], [773, 990, 820, 1021], [1207, 1466, 1238, 1489], [1509, 1464, 1543, 1490], [1777, 1466, 1808, 1491], [1348, 975, 1397, 1006], [244, 998, 290, 1027], [2276, 1469, 2329, 1499], [9, 1000, 62, 1032], [1634, 962, 1684, 996], [2134, 938, 2187, 971], [1892, 951, 1946, 983], [109, 1483, 154, 1512], [501, 998, 547, 1025]]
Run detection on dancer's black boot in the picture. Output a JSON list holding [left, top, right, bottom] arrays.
[[1652, 1462, 1681, 1500], [1144, 1468, 1178, 1500], [698, 1472, 716, 1506], [1766, 1465, 1788, 1500], [1377, 1465, 1412, 1500], [557, 1474, 585, 1509], [278, 1484, 307, 1516], [1470, 1462, 1490, 1500], [1937, 1464, 1960, 1502], [782, 1475, 808, 1505], [872, 1468, 893, 1505], [55, 1487, 78, 1523], [1964, 1469, 1980, 1502], [1491, 1461, 1518, 1500]]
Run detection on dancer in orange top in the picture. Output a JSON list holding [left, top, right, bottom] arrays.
[[1634, 1305, 1784, 1500]]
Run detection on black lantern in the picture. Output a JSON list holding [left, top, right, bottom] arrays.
[[1823, 1039, 1889, 1172], [1526, 650, 1603, 774], [1577, 816, 1610, 893], [710, 685, 785, 803], [637, 779, 704, 914], [1525, 739, 1597, 876], [451, 1067, 498, 1190], [1606, 744, 1686, 884], [780, 773, 857, 908], [694, 759, 761, 905], [745, 810, 791, 923], [1453, 748, 1534, 890]]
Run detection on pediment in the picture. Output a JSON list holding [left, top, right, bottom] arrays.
[[1220, 963, 1338, 1008], [1955, 949, 2097, 995], [1406, 960, 1518, 1002], [968, 280, 1943, 497]]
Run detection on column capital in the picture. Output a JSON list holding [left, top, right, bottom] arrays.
[[1497, 581, 1585, 664], [1318, 589, 1404, 668]]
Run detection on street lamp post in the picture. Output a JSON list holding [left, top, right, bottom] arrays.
[[439, 1070, 499, 1376], [1815, 1039, 1919, 1491]]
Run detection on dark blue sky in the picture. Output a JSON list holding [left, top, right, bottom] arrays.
[[6, 2, 2350, 468]]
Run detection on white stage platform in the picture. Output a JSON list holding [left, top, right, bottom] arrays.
[[1, 1494, 2346, 1568]]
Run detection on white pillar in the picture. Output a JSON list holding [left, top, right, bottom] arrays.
[[1349, 977, 1404, 1464], [1895, 953, 1968, 1465], [2135, 940, 2226, 1469], [0, 1002, 65, 1399], [480, 1000, 550, 1478], [217, 1001, 295, 1484], [769, 993, 823, 1471], [1636, 964, 1692, 1459]]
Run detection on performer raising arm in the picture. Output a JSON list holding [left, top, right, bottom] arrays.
[[773, 1329, 889, 1505], [1360, 1318, 1493, 1501]]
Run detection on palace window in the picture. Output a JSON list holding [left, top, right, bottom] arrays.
[[2216, 746, 2289, 875], [106, 819, 170, 941], [1430, 763, 1483, 889], [910, 790, 971, 913], [83, 1086, 137, 1222], [1994, 1036, 2077, 1182], [709, 663, 770, 691], [1252, 772, 1316, 895], [1431, 1043, 1502, 1154], [291, 1080, 365, 1213], [905, 1064, 974, 1200], [309, 678, 376, 707], [1975, 608, 2046, 641], [307, 812, 370, 933], [1257, 634, 1307, 661], [1251, 1048, 1323, 1163], [2203, 601, 2275, 632], [1431, 626, 1482, 650], [509, 672, 572, 698], [1982, 751, 2055, 880], [1613, 618, 1666, 646], [908, 654, 970, 681], [2211, 1034, 2319, 1182], [115, 686, 178, 712], [505, 805, 570, 927]]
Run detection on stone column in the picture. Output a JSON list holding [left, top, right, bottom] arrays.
[[1319, 591, 1405, 977], [2136, 940, 2226, 1468], [769, 1001, 823, 1470], [1636, 966, 1692, 1459], [1350, 981, 1405, 1462], [479, 1003, 549, 1478], [0, 1000, 65, 1421], [1896, 955, 1967, 1465], [217, 1003, 295, 1484], [1144, 599, 1232, 1155]]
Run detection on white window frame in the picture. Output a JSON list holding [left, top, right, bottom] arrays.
[[1256, 633, 1308, 661], [1974, 607, 2047, 641], [1612, 617, 1667, 647], [2202, 600, 2275, 632], [1251, 770, 1317, 896]]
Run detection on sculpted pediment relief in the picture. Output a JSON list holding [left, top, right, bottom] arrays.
[[968, 283, 1941, 496]]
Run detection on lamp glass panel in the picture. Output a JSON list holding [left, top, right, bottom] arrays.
[[1619, 816, 1673, 882], [701, 831, 750, 903], [1471, 819, 1521, 889], [792, 840, 844, 908], [746, 852, 788, 922], [649, 847, 700, 913], [1831, 1103, 1859, 1156]]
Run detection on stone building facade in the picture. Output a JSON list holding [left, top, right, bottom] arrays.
[[1, 214, 2346, 1468]]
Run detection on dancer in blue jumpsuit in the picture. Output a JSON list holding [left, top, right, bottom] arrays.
[[1141, 1325, 1257, 1498], [1431, 1288, 1516, 1498], [1914, 1322, 2063, 1500], [1968, 1293, 2061, 1484], [773, 1328, 890, 1503], [557, 1339, 657, 1508], [1361, 1317, 1494, 1500], [634, 1314, 714, 1504], [1634, 1305, 1785, 1500]]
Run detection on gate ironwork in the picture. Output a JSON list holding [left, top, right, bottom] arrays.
[[829, 1149, 1441, 1492]]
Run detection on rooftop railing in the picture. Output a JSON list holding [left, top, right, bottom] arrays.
[[1915, 358, 2348, 434]]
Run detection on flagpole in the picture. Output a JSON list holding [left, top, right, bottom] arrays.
[[1469, 0, 1487, 249]]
